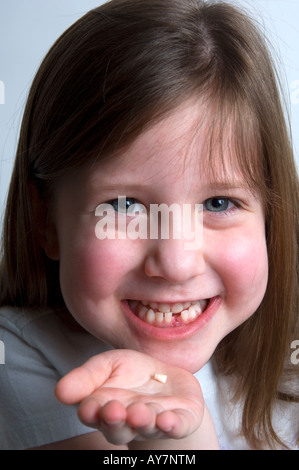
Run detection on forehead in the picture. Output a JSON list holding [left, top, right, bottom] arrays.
[[88, 97, 254, 189]]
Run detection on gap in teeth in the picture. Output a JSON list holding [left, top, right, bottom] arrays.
[[134, 300, 208, 325]]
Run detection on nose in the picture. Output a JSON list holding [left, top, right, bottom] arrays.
[[144, 237, 205, 284]]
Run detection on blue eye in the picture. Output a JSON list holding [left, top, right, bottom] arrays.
[[107, 197, 146, 215], [108, 197, 135, 213], [204, 197, 234, 213]]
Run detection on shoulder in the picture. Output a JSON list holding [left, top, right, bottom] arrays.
[[0, 305, 111, 374], [195, 361, 299, 450], [0, 305, 111, 449], [0, 305, 50, 335], [272, 399, 299, 450]]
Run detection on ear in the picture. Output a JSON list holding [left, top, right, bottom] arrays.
[[29, 183, 60, 260]]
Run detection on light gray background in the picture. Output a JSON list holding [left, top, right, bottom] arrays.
[[0, 0, 298, 220]]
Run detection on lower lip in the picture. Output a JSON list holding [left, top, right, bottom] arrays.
[[122, 296, 221, 341]]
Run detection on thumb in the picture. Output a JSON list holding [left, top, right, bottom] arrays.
[[55, 352, 116, 405]]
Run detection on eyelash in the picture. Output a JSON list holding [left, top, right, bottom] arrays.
[[203, 197, 240, 216], [106, 198, 145, 215], [106, 197, 240, 216]]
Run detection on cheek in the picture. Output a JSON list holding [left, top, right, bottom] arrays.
[[218, 233, 268, 307], [59, 238, 133, 302]]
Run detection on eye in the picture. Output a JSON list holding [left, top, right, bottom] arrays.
[[204, 197, 236, 214], [107, 197, 146, 216]]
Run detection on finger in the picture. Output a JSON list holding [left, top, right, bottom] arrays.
[[96, 401, 163, 445], [77, 398, 137, 445], [99, 401, 137, 445], [55, 352, 115, 404], [126, 402, 158, 429], [100, 399, 127, 425], [101, 421, 136, 446], [55, 367, 97, 405], [76, 396, 123, 427], [156, 408, 201, 439], [126, 402, 167, 441]]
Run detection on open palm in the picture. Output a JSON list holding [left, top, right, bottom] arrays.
[[56, 349, 204, 445]]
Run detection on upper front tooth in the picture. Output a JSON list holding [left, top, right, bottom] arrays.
[[158, 303, 171, 313], [172, 303, 184, 313]]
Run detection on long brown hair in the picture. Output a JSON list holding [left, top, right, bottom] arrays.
[[0, 0, 298, 449]]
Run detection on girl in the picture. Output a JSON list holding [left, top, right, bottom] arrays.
[[0, 0, 298, 450]]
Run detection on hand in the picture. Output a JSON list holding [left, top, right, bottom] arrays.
[[55, 349, 214, 448]]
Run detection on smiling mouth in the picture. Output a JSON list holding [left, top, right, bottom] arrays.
[[127, 299, 209, 327]]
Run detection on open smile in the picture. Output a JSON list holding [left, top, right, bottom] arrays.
[[122, 296, 221, 341], [123, 296, 221, 341]]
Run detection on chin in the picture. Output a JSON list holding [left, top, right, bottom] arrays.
[[132, 344, 210, 374]]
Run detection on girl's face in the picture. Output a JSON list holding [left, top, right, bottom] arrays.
[[48, 100, 268, 373]]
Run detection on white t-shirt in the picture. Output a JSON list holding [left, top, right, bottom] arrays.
[[0, 306, 298, 450]]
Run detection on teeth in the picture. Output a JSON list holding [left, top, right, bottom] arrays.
[[149, 302, 158, 309], [189, 305, 197, 319], [156, 311, 164, 323], [181, 310, 190, 322], [158, 303, 171, 313], [138, 305, 148, 318], [131, 299, 209, 326], [146, 309, 156, 323], [183, 301, 191, 309], [172, 303, 184, 313], [164, 312, 173, 323]]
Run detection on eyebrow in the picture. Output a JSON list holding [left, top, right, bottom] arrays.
[[86, 172, 258, 200], [207, 182, 261, 203], [207, 181, 251, 190], [89, 180, 253, 192], [87, 182, 144, 194]]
